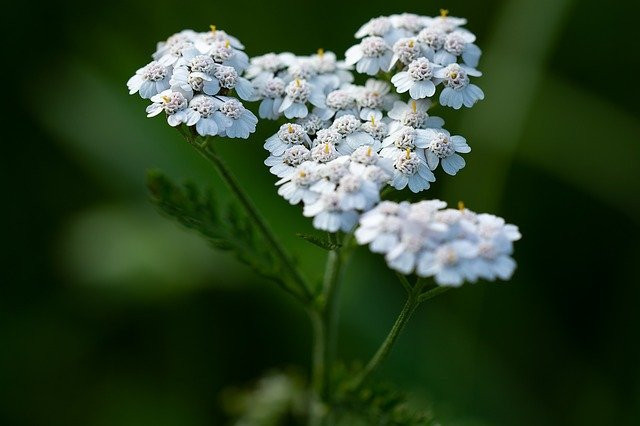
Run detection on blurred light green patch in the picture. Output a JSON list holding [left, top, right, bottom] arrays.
[[31, 61, 214, 196], [57, 203, 247, 295]]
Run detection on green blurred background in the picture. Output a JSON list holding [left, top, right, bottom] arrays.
[[4, 0, 640, 424]]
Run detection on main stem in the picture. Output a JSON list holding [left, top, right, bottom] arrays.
[[309, 234, 353, 426], [190, 137, 313, 303]]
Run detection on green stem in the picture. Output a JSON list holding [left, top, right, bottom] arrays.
[[308, 308, 326, 426], [418, 285, 451, 303], [395, 272, 412, 294], [308, 233, 355, 426], [348, 278, 443, 392], [187, 135, 313, 303]]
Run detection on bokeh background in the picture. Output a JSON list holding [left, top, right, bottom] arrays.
[[4, 0, 640, 424]]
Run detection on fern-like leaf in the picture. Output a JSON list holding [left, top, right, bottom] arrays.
[[146, 170, 288, 285]]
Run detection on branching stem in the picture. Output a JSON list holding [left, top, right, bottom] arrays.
[[183, 133, 313, 303], [347, 279, 451, 392]]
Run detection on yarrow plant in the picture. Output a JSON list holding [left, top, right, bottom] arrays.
[[129, 11, 520, 425]]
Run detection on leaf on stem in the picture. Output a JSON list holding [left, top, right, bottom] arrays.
[[296, 232, 341, 251], [146, 170, 291, 285]]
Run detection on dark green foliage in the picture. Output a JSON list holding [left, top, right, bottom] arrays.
[[332, 364, 439, 426], [146, 170, 288, 285], [296, 233, 341, 251]]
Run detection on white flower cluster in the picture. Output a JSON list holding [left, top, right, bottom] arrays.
[[243, 12, 515, 284], [346, 11, 484, 109], [263, 106, 394, 232], [355, 201, 521, 286], [247, 49, 354, 120], [127, 26, 258, 138]]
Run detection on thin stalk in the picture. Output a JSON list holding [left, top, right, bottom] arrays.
[[348, 278, 439, 392], [308, 233, 355, 426], [187, 135, 313, 303], [309, 309, 327, 426], [418, 285, 451, 303], [395, 272, 413, 294]]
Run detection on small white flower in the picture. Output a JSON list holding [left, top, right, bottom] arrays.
[[434, 63, 484, 109], [315, 89, 357, 120], [264, 123, 311, 156], [349, 145, 383, 170], [416, 27, 446, 59], [360, 117, 389, 142], [127, 61, 172, 99], [146, 89, 198, 127], [170, 66, 219, 97], [388, 99, 441, 130], [362, 165, 393, 188], [156, 40, 195, 67], [355, 79, 395, 120], [385, 209, 448, 274], [416, 240, 478, 286], [189, 95, 220, 136], [296, 114, 328, 136], [355, 16, 404, 45], [391, 57, 440, 99], [355, 201, 407, 253], [245, 52, 295, 79], [380, 125, 431, 158], [213, 97, 258, 139], [390, 38, 421, 69], [194, 26, 245, 53], [314, 128, 345, 154], [434, 30, 481, 67], [309, 49, 334, 73], [423, 130, 470, 175], [337, 173, 380, 211], [303, 192, 359, 232], [466, 214, 521, 281], [153, 30, 197, 62], [276, 161, 321, 205], [389, 148, 435, 192], [213, 65, 255, 100], [345, 36, 393, 76], [311, 141, 339, 163], [389, 13, 428, 34], [430, 13, 468, 33], [279, 78, 325, 119], [264, 145, 311, 178], [202, 39, 249, 73], [311, 156, 351, 194], [330, 115, 375, 154], [256, 76, 286, 119]]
